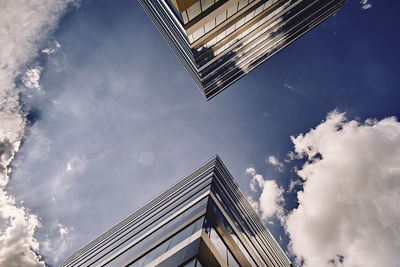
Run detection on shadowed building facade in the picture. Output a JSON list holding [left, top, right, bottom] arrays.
[[61, 156, 292, 266], [139, 0, 345, 100]]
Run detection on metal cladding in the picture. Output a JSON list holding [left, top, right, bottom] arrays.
[[61, 156, 293, 266], [138, 0, 345, 100]]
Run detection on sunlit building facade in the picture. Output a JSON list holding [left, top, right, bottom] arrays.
[[139, 0, 345, 100], [61, 156, 292, 266]]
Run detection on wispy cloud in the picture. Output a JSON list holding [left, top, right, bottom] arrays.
[[267, 155, 284, 172], [283, 83, 304, 95], [0, 1, 80, 266], [360, 0, 372, 10], [42, 41, 62, 55], [286, 111, 400, 267]]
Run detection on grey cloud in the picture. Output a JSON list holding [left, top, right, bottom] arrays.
[[0, 0, 80, 266]]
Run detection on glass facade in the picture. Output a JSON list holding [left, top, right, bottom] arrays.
[[138, 0, 345, 100], [61, 156, 292, 266]]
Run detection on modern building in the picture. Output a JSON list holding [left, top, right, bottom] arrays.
[[61, 156, 292, 266], [138, 0, 345, 100]]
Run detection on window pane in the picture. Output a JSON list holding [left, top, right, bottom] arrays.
[[182, 11, 189, 24], [215, 10, 227, 25], [184, 258, 197, 267], [227, 4, 238, 18], [193, 26, 205, 41], [167, 224, 193, 250], [187, 1, 201, 21], [201, 0, 214, 11], [227, 249, 240, 267], [209, 228, 227, 263], [141, 241, 169, 266], [204, 19, 216, 33], [238, 0, 248, 10]]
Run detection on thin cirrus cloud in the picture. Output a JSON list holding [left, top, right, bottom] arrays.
[[285, 110, 400, 267], [0, 1, 80, 266]]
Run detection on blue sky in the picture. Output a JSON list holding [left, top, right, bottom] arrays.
[[0, 0, 400, 266]]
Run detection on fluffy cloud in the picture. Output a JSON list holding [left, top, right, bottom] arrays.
[[246, 167, 284, 222], [286, 111, 400, 267], [267, 155, 284, 172], [0, 1, 79, 266], [22, 66, 43, 90]]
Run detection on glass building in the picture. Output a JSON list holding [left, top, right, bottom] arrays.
[[138, 0, 345, 100], [61, 156, 292, 266]]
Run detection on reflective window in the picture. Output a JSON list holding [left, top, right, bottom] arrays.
[[188, 0, 258, 43], [216, 10, 227, 25], [127, 216, 205, 267], [181, 0, 218, 24], [107, 198, 208, 266], [184, 258, 203, 267], [238, 0, 249, 10], [197, 0, 295, 70], [207, 197, 258, 266], [187, 1, 202, 21], [204, 223, 240, 266], [201, 0, 214, 10]]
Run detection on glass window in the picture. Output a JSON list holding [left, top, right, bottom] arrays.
[[245, 11, 255, 23], [183, 258, 197, 267], [210, 228, 227, 262], [207, 197, 258, 266], [204, 19, 216, 33], [167, 223, 193, 250], [127, 217, 205, 267], [216, 31, 226, 42], [236, 17, 245, 28], [182, 10, 189, 24], [254, 4, 264, 16], [107, 198, 208, 266], [227, 250, 240, 267], [141, 240, 170, 266], [189, 34, 194, 43], [226, 24, 235, 36], [201, 0, 214, 11], [187, 1, 202, 21], [193, 26, 205, 41], [227, 4, 238, 18], [238, 0, 248, 10], [208, 227, 240, 266], [215, 10, 227, 25]]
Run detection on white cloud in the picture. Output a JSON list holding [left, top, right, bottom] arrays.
[[246, 167, 284, 222], [267, 155, 284, 172], [40, 221, 75, 265], [42, 41, 62, 55], [285, 151, 296, 162], [360, 0, 372, 10], [0, 191, 44, 267], [0, 1, 80, 266], [288, 179, 302, 192], [286, 111, 400, 267], [22, 66, 43, 90]]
